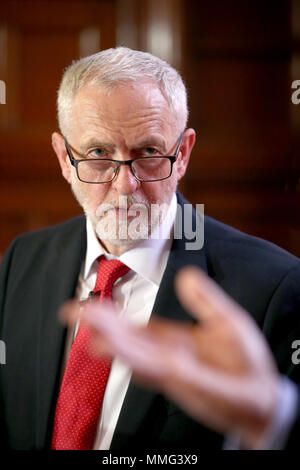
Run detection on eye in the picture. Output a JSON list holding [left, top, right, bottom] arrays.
[[142, 147, 159, 156], [89, 148, 106, 158]]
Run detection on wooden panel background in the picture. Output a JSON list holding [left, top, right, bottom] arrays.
[[0, 0, 300, 258], [0, 0, 117, 255], [181, 0, 300, 257]]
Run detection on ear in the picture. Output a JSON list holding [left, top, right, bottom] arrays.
[[52, 132, 72, 184], [175, 128, 195, 180]]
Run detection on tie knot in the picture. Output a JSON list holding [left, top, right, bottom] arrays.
[[93, 255, 130, 300]]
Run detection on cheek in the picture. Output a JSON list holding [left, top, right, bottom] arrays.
[[140, 182, 164, 204], [72, 177, 109, 207], [87, 186, 110, 209], [141, 177, 177, 204]]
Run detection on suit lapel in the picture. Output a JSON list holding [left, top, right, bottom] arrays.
[[35, 217, 86, 448], [111, 193, 208, 449]]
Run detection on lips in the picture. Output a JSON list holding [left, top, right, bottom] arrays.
[[114, 207, 131, 219], [96, 200, 149, 219], [101, 206, 136, 219]]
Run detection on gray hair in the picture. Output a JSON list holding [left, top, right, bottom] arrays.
[[57, 46, 188, 137]]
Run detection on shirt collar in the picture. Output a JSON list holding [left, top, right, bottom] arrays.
[[83, 193, 177, 286]]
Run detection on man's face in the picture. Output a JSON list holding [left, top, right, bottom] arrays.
[[53, 81, 194, 255]]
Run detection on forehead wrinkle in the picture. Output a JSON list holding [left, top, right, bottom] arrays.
[[77, 112, 170, 142], [72, 104, 171, 138], [98, 105, 170, 129], [72, 83, 171, 124], [70, 85, 174, 149]]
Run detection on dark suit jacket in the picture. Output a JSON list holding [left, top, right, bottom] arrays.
[[1, 192, 300, 450]]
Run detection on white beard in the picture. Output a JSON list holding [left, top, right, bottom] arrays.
[[71, 181, 175, 248], [95, 199, 151, 245]]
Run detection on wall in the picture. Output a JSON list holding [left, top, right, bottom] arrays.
[[0, 0, 299, 257]]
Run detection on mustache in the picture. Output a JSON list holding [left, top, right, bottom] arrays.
[[95, 195, 150, 217]]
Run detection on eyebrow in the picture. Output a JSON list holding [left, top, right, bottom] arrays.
[[135, 137, 167, 153], [80, 136, 167, 154], [79, 139, 115, 153]]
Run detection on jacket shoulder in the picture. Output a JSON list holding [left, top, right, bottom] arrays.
[[0, 216, 86, 275], [4, 216, 85, 252], [204, 215, 299, 267], [14, 215, 85, 243], [0, 216, 86, 317]]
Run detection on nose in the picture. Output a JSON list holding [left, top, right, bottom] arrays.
[[111, 163, 140, 195]]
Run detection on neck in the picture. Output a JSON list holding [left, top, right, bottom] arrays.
[[99, 238, 139, 257]]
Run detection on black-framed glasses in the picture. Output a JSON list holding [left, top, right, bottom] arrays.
[[64, 132, 184, 183]]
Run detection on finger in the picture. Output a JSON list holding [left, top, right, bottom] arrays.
[[81, 299, 118, 330], [58, 299, 81, 326], [175, 267, 277, 372], [81, 301, 124, 356], [175, 266, 248, 324], [81, 302, 169, 377]]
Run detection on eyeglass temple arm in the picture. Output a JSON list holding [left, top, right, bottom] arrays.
[[174, 131, 185, 158]]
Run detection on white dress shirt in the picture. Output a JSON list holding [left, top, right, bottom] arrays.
[[69, 193, 177, 449]]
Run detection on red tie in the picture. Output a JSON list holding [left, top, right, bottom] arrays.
[[51, 255, 130, 450]]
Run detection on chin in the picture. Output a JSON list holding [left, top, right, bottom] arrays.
[[94, 214, 150, 245]]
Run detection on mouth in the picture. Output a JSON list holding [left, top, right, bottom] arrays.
[[95, 199, 149, 220], [99, 206, 136, 219], [114, 207, 133, 219]]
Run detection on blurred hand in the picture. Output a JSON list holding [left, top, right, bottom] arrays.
[[61, 266, 281, 449]]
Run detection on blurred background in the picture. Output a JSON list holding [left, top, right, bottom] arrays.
[[0, 0, 300, 257]]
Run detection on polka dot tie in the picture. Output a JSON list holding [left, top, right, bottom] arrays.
[[51, 255, 130, 450]]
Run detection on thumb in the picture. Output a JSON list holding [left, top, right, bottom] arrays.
[[175, 266, 245, 324]]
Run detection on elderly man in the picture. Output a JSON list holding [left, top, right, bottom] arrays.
[[0, 47, 300, 451]]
